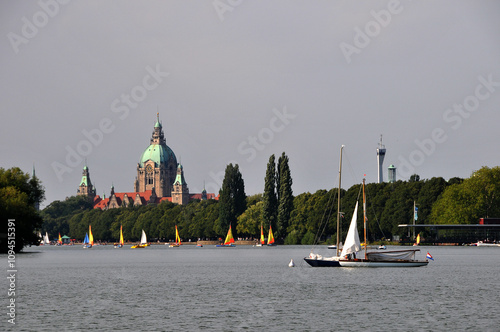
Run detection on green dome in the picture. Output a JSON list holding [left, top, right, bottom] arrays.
[[139, 143, 176, 167]]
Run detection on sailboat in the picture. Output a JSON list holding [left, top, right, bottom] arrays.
[[413, 234, 420, 246], [216, 224, 235, 247], [57, 233, 62, 246], [304, 145, 345, 267], [83, 225, 93, 248], [89, 225, 94, 246], [267, 225, 276, 246], [43, 232, 50, 245], [256, 225, 264, 247], [338, 179, 429, 268], [114, 225, 124, 248], [131, 230, 148, 248], [169, 225, 181, 247]]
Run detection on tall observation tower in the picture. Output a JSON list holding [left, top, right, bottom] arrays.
[[376, 135, 386, 183]]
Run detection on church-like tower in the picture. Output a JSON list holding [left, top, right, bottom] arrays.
[[135, 113, 178, 197], [171, 163, 190, 205], [77, 165, 96, 201]]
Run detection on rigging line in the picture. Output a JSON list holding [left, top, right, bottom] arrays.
[[310, 172, 339, 251], [364, 184, 387, 240]]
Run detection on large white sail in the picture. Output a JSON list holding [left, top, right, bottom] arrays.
[[340, 201, 361, 257], [140, 230, 147, 245], [44, 232, 50, 245]]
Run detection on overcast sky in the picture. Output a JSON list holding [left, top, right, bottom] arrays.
[[1, 1, 499, 207]]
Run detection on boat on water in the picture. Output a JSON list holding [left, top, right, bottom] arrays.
[[304, 145, 345, 267], [267, 225, 276, 246], [114, 225, 124, 248], [57, 233, 62, 246], [338, 179, 429, 268], [131, 230, 149, 248], [413, 234, 421, 246], [216, 224, 235, 247], [472, 241, 500, 247], [378, 245, 387, 250], [255, 225, 265, 247], [43, 232, 50, 245], [83, 225, 93, 248], [169, 225, 182, 247]]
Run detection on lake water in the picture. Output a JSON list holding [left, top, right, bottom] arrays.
[[4, 245, 500, 331]]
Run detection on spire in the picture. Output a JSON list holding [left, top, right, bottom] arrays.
[[32, 162, 36, 179]]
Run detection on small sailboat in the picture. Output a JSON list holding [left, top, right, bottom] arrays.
[[169, 225, 181, 247], [338, 179, 429, 268], [83, 225, 93, 248], [114, 225, 124, 248], [131, 230, 148, 248], [267, 225, 276, 246], [216, 225, 235, 247], [413, 234, 421, 246], [43, 232, 50, 245], [256, 225, 264, 247], [57, 233, 62, 246]]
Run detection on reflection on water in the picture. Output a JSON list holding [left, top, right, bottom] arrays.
[[7, 245, 500, 331]]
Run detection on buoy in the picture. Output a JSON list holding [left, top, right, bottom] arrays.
[[289, 259, 295, 267]]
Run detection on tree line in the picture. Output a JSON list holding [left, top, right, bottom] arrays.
[[4, 162, 500, 250]]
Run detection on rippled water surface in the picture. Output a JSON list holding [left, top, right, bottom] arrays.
[[6, 245, 500, 331]]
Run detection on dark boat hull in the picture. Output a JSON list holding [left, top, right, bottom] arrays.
[[303, 257, 341, 267]]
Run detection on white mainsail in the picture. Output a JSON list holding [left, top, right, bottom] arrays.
[[43, 232, 50, 245], [340, 201, 361, 257], [140, 230, 147, 245]]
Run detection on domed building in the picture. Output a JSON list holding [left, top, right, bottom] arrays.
[[82, 114, 217, 210], [134, 114, 178, 197]]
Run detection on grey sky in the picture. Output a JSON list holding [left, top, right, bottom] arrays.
[[1, 1, 499, 207]]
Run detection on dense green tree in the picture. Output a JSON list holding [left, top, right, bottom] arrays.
[[217, 163, 246, 236], [0, 167, 45, 253], [236, 201, 263, 237], [431, 167, 500, 224], [277, 152, 293, 239], [263, 154, 278, 231]]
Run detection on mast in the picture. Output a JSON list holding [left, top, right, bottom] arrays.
[[363, 178, 367, 260], [336, 145, 344, 257]]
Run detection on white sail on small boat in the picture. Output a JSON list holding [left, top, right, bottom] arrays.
[[43, 232, 50, 245], [131, 230, 148, 248]]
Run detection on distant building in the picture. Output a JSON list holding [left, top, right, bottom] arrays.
[[78, 113, 217, 209], [388, 164, 397, 183]]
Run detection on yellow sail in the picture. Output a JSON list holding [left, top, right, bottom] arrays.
[[260, 225, 265, 245], [119, 225, 124, 246], [414, 234, 420, 246], [267, 225, 275, 245], [58, 233, 62, 245], [224, 225, 235, 245], [175, 225, 181, 245], [89, 225, 94, 245]]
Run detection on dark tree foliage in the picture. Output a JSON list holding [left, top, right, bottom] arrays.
[[0, 167, 45, 253], [262, 154, 278, 231], [217, 163, 246, 237], [277, 152, 293, 239]]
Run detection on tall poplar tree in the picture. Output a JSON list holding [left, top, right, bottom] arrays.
[[217, 163, 246, 237], [263, 155, 277, 231], [277, 152, 293, 239]]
